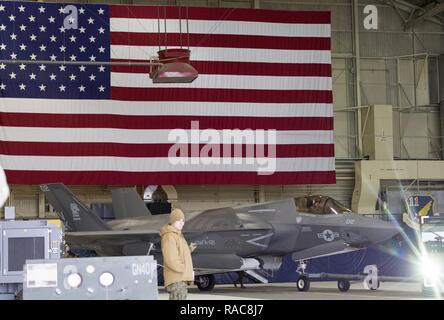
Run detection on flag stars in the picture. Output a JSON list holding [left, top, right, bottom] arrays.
[[28, 15, 36, 22], [0, 43, 6, 50], [59, 45, 66, 52], [79, 27, 86, 33], [88, 17, 95, 24], [79, 65, 86, 72], [50, 54, 57, 61], [68, 17, 75, 24], [98, 27, 105, 34], [89, 74, 96, 81], [58, 6, 66, 14], [19, 24, 26, 31], [18, 5, 25, 12], [98, 85, 105, 92], [49, 73, 56, 81], [98, 46, 105, 53], [19, 43, 26, 51], [79, 8, 85, 14], [69, 74, 76, 81], [39, 25, 46, 32], [59, 85, 66, 92], [89, 55, 96, 62], [38, 6, 46, 13], [29, 73, 36, 80], [39, 64, 46, 71], [39, 45, 46, 52], [0, 5, 5, 12], [69, 54, 77, 61], [10, 33, 17, 40], [0, 24, 6, 31], [0, 83, 5, 91], [9, 72, 16, 79], [59, 65, 66, 72], [8, 14, 15, 22], [0, 63, 5, 70], [59, 26, 65, 33], [19, 64, 26, 70], [9, 52, 17, 60], [50, 35, 57, 42], [78, 85, 85, 92], [30, 53, 37, 60], [48, 16, 55, 23], [89, 36, 96, 43], [69, 35, 76, 42], [19, 83, 26, 91], [39, 84, 46, 91], [30, 34, 37, 41], [98, 8, 104, 15], [79, 46, 86, 52], [98, 65, 105, 72]]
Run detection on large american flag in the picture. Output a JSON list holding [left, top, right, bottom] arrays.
[[0, 1, 335, 185]]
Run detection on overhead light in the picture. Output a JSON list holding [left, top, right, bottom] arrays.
[[150, 48, 198, 83]]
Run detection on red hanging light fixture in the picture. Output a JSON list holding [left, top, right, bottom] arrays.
[[149, 6, 198, 83]]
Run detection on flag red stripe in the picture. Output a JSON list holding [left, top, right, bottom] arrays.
[[109, 6, 331, 24], [5, 170, 336, 185], [111, 60, 332, 77], [0, 142, 334, 158], [0, 113, 333, 130], [110, 32, 331, 50], [111, 88, 333, 103]]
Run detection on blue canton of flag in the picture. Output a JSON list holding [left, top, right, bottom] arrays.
[[0, 1, 110, 99]]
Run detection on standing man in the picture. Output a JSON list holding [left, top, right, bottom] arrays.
[[160, 208, 196, 300]]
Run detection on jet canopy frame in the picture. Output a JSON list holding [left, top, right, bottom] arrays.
[[294, 196, 353, 215]]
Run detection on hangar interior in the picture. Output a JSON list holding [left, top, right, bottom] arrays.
[[0, 0, 444, 300], [2, 0, 443, 219]]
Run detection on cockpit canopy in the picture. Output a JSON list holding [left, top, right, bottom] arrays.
[[294, 196, 353, 215]]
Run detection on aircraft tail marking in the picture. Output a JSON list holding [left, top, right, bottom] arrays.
[[40, 183, 111, 232]]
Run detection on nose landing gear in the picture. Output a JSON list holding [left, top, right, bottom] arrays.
[[296, 260, 310, 292]]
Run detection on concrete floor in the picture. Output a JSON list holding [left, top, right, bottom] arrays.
[[158, 281, 442, 300]]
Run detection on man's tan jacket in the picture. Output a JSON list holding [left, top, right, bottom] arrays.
[[160, 224, 194, 287]]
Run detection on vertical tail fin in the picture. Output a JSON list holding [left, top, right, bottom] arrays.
[[40, 183, 110, 231], [111, 187, 152, 219]]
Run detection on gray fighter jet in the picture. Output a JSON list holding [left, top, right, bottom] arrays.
[[40, 183, 400, 291]]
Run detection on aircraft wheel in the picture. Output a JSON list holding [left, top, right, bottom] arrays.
[[368, 280, 380, 290], [196, 275, 215, 291], [337, 280, 350, 292], [296, 275, 310, 292]]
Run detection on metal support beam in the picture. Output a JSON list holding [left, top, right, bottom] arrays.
[[405, 2, 444, 30], [352, 0, 363, 159], [379, 0, 444, 27], [0, 60, 162, 66]]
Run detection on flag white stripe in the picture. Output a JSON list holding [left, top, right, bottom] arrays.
[[0, 127, 334, 144], [0, 155, 335, 172], [110, 18, 331, 38], [110, 45, 332, 64], [0, 99, 333, 117], [110, 73, 332, 90]]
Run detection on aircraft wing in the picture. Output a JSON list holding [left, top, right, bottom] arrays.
[[65, 229, 161, 255], [291, 240, 358, 261]]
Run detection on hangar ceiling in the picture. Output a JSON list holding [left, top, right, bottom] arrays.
[[380, 0, 444, 28]]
